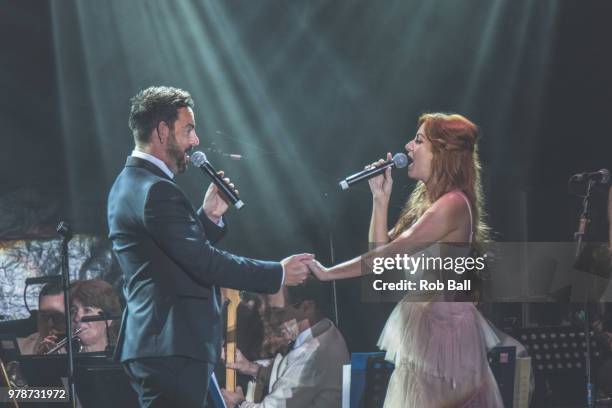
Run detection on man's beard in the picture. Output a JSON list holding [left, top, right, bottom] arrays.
[[167, 131, 190, 174]]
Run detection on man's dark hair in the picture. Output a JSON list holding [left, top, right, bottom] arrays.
[[128, 86, 194, 143], [286, 278, 334, 319], [39, 282, 63, 303]]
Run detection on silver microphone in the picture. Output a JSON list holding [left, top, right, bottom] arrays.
[[191, 151, 244, 210], [339, 153, 410, 191]]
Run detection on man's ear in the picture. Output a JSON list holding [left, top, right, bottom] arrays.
[[156, 121, 170, 144]]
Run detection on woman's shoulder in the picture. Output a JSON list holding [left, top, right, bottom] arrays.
[[426, 190, 471, 235], [431, 189, 470, 214]]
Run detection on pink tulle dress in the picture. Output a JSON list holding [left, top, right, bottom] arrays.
[[377, 192, 504, 408]]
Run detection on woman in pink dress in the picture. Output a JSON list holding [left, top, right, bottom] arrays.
[[308, 113, 504, 407]]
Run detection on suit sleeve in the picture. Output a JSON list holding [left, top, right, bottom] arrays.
[[197, 207, 226, 244], [144, 180, 282, 293]]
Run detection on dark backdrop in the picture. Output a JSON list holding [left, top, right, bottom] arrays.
[[1, 0, 611, 351]]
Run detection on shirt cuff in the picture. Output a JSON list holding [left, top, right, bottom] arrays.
[[279, 264, 285, 290]]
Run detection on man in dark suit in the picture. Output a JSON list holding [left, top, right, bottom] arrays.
[[107, 86, 312, 407]]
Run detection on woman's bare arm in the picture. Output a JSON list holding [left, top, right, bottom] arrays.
[[368, 200, 391, 245], [310, 191, 469, 280]]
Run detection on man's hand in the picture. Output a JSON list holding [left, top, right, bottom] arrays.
[[281, 254, 314, 286], [202, 170, 237, 224], [221, 386, 245, 408], [36, 334, 60, 354], [306, 259, 331, 281], [226, 348, 260, 377]]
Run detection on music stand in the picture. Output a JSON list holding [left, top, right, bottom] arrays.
[[0, 333, 20, 364], [18, 354, 67, 388], [512, 325, 605, 406], [363, 354, 394, 408], [74, 353, 138, 408], [488, 346, 517, 408]]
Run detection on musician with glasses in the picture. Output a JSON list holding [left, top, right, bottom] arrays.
[[17, 282, 66, 355]]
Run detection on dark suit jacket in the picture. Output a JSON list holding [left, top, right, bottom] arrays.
[[107, 156, 283, 364]]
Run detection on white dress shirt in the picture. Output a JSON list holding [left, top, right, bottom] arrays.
[[131, 149, 174, 179]]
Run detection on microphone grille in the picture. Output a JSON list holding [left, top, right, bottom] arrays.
[[190, 151, 208, 167], [392, 153, 409, 168]]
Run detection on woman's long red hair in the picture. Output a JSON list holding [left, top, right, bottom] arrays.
[[390, 113, 491, 246]]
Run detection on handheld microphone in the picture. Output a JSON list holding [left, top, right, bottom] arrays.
[[339, 153, 410, 191], [190, 151, 245, 210], [570, 169, 610, 184]]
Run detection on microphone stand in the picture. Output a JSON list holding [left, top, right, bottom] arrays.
[[318, 191, 340, 328], [573, 180, 595, 408], [57, 221, 77, 408], [324, 192, 340, 327], [100, 312, 113, 357], [102, 313, 111, 357]]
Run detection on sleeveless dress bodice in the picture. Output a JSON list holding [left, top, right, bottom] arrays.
[[377, 191, 504, 407]]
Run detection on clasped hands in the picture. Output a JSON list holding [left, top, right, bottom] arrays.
[[280, 255, 330, 285]]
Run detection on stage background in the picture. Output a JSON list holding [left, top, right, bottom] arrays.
[[1, 0, 611, 352]]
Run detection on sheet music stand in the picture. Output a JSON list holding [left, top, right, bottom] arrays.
[[348, 352, 394, 408], [18, 354, 67, 388], [363, 354, 394, 408], [74, 353, 138, 408], [0, 333, 20, 364], [18, 353, 139, 407], [488, 346, 517, 408], [512, 325, 605, 406]]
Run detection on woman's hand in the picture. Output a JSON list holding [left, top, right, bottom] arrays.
[[306, 260, 331, 281], [367, 152, 393, 202]]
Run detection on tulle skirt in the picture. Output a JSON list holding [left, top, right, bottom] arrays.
[[377, 301, 504, 408]]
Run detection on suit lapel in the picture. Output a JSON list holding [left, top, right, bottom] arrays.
[[269, 353, 284, 390]]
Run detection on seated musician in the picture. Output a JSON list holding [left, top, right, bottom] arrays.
[[17, 282, 65, 355], [221, 278, 349, 408], [70, 279, 122, 353]]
